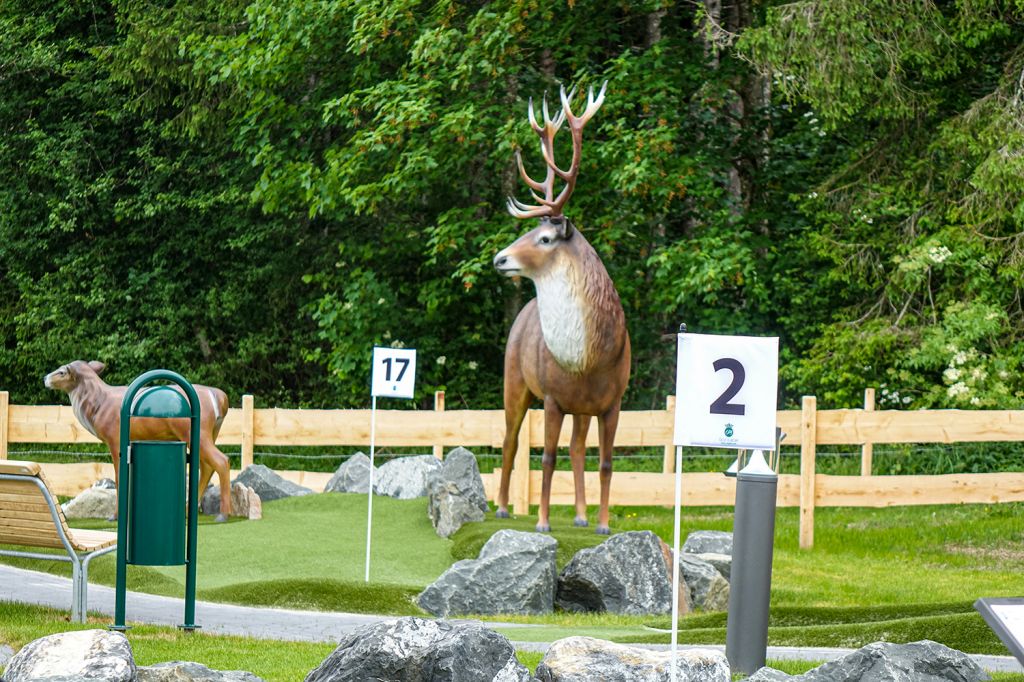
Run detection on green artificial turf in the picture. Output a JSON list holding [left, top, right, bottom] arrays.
[[2, 492, 1023, 657]]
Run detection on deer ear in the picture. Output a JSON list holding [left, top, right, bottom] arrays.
[[88, 361, 106, 375], [558, 219, 575, 239]]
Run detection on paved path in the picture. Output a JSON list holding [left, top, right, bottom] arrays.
[[1, 565, 1021, 674]]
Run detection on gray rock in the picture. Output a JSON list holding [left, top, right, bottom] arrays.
[[234, 464, 313, 502], [694, 552, 731, 581], [61, 487, 117, 520], [747, 667, 793, 681], [304, 616, 532, 682], [426, 447, 489, 537], [556, 531, 676, 615], [94, 478, 117, 490], [683, 530, 732, 556], [323, 453, 373, 494], [137, 661, 265, 681], [679, 554, 730, 612], [374, 455, 442, 499], [417, 529, 557, 616], [797, 640, 990, 682], [535, 637, 729, 682], [3, 629, 135, 682], [0, 643, 13, 668], [201, 482, 263, 519]]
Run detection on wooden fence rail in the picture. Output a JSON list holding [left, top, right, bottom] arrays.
[[2, 391, 1022, 548]]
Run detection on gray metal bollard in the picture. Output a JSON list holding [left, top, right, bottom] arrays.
[[725, 454, 779, 675]]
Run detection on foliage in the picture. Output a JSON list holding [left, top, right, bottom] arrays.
[[1, 0, 1023, 424]]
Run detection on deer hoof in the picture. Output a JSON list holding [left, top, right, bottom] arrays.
[[495, 509, 510, 519], [535, 522, 551, 533], [595, 525, 611, 535], [214, 514, 228, 523], [573, 518, 589, 527], [106, 514, 118, 523]]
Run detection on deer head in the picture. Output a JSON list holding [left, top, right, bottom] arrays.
[[495, 82, 607, 279]]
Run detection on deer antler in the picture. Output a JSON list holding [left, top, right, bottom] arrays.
[[507, 81, 607, 219]]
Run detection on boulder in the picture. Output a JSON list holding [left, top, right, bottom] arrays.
[[693, 552, 731, 581], [61, 486, 116, 520], [679, 554, 730, 612], [235, 464, 313, 502], [94, 478, 117, 490], [797, 640, 990, 682], [683, 531, 732, 556], [3, 629, 135, 682], [373, 455, 442, 499], [323, 453, 373, 494], [304, 616, 533, 682], [535, 636, 729, 682], [746, 668, 793, 681], [418, 529, 557, 616], [137, 661, 265, 681], [426, 447, 489, 537], [556, 531, 676, 615], [201, 482, 263, 519]]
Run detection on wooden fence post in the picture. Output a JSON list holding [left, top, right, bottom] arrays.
[[0, 391, 8, 460], [799, 395, 817, 549], [433, 391, 445, 460], [861, 388, 875, 476], [663, 395, 676, 474], [241, 394, 255, 470], [512, 412, 531, 515]]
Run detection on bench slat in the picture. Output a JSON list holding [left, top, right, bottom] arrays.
[[0, 508, 56, 521], [0, 531, 66, 550]]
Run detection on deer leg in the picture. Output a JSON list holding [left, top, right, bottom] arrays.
[[569, 414, 591, 527], [200, 438, 232, 522], [595, 404, 622, 535], [537, 396, 565, 533], [108, 442, 121, 522], [497, 372, 532, 518]]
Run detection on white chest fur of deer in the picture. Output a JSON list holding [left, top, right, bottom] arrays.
[[44, 360, 233, 521], [493, 82, 630, 534]]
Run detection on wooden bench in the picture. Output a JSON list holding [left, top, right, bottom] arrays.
[[0, 459, 117, 622]]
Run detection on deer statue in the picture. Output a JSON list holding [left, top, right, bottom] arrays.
[[44, 360, 233, 521], [492, 82, 630, 534]]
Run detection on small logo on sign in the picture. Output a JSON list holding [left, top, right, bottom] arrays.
[[724, 423, 734, 438]]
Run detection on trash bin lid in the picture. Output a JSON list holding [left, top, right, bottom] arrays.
[[131, 385, 191, 418]]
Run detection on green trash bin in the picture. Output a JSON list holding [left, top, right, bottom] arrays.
[[128, 441, 186, 566]]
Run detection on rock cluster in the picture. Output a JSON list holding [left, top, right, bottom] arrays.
[[747, 640, 990, 682], [2, 630, 265, 682], [536, 637, 730, 682], [305, 617, 532, 682], [2, 626, 992, 682], [323, 453, 373, 494], [235, 464, 313, 502], [373, 455, 442, 499], [61, 481, 117, 520], [556, 531, 679, 615], [426, 446, 489, 537], [201, 482, 263, 520], [417, 529, 557, 617]]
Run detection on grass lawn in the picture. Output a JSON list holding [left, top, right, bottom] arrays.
[[2, 492, 1023, 660]]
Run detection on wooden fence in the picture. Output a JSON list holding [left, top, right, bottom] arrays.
[[2, 390, 1023, 548]]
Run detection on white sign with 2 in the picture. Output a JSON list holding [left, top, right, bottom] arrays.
[[674, 332, 779, 450], [371, 347, 417, 399]]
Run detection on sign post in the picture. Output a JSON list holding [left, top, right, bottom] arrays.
[[672, 329, 779, 679], [365, 346, 417, 582]]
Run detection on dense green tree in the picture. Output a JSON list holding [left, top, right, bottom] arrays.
[[1, 0, 1021, 417]]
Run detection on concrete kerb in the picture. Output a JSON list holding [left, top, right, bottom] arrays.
[[1, 564, 1020, 674]]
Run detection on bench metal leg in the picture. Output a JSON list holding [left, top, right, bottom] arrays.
[[71, 558, 84, 623]]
